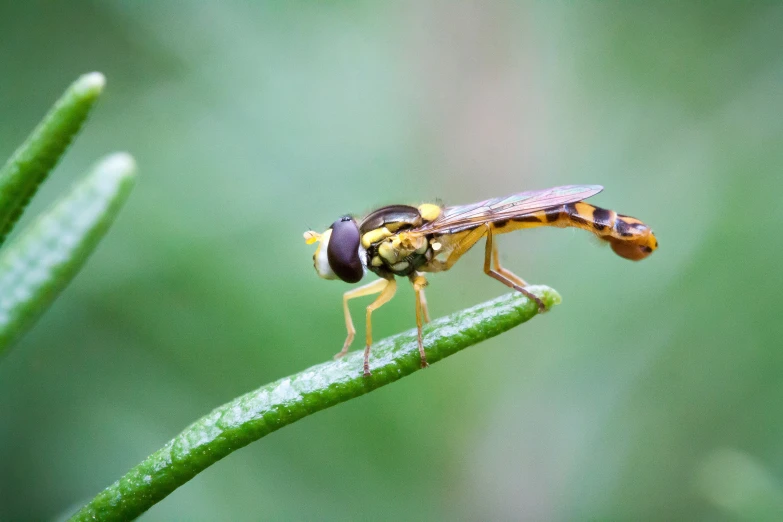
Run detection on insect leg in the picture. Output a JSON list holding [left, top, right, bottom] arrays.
[[483, 224, 546, 313], [492, 242, 529, 287], [410, 274, 430, 369], [363, 278, 398, 376], [336, 278, 389, 360], [428, 226, 488, 272], [419, 286, 431, 323]]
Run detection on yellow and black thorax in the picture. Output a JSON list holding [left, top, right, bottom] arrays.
[[359, 205, 435, 278]]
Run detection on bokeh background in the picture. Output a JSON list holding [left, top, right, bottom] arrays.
[[1, 2, 782, 520]]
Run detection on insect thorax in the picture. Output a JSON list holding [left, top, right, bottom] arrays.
[[366, 233, 432, 278], [358, 205, 434, 278]]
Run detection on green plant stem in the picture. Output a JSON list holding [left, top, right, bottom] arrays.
[[0, 153, 136, 356], [69, 285, 561, 522], [0, 72, 105, 244]]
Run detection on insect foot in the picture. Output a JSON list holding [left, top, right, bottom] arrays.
[[511, 284, 546, 314], [533, 295, 546, 313], [363, 346, 372, 377]]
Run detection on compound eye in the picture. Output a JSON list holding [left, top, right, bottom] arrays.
[[327, 216, 364, 283]]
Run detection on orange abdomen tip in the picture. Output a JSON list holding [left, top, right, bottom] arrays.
[[610, 215, 658, 261]]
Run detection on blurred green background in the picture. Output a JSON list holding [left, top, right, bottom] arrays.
[[1, 2, 782, 520]]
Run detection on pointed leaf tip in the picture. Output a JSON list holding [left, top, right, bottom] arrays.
[[87, 153, 137, 197], [0, 72, 109, 244], [0, 152, 137, 357], [97, 152, 136, 179], [74, 72, 106, 97]]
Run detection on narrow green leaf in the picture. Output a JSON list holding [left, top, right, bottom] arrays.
[[69, 286, 561, 522], [0, 72, 105, 244], [0, 153, 136, 356]]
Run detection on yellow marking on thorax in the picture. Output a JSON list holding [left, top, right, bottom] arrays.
[[391, 261, 410, 271], [378, 241, 398, 263], [361, 227, 393, 249], [376, 233, 429, 266], [418, 203, 441, 222]]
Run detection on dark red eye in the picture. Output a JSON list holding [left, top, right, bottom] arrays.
[[327, 216, 364, 283]]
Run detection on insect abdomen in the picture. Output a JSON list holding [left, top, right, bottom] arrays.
[[492, 202, 658, 261], [560, 202, 658, 261]]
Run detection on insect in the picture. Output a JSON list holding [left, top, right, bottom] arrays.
[[304, 185, 657, 377]]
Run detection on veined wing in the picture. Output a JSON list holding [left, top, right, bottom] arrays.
[[417, 185, 603, 234]]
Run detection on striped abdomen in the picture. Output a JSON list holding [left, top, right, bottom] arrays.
[[492, 202, 658, 261]]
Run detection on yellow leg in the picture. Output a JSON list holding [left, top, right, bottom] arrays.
[[428, 226, 488, 272], [483, 224, 545, 313], [411, 274, 430, 369], [336, 278, 389, 360], [419, 286, 431, 323], [492, 242, 529, 287], [363, 278, 397, 376]]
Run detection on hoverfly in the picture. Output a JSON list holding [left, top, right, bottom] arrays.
[[304, 185, 657, 376]]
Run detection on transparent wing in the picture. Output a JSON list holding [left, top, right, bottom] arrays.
[[417, 185, 603, 234]]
